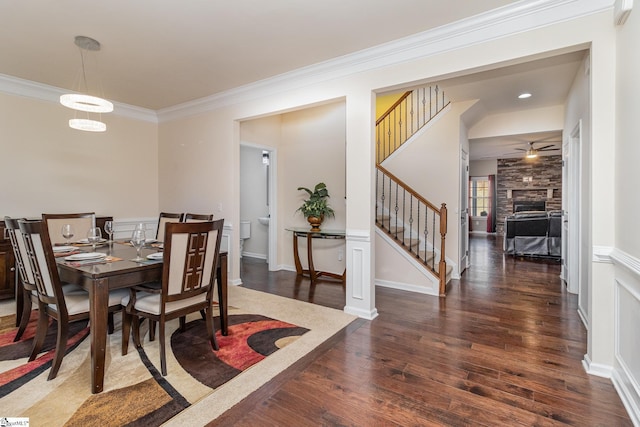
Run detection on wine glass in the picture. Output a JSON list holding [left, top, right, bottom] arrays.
[[87, 227, 102, 252], [131, 228, 146, 261], [104, 221, 114, 242], [61, 224, 74, 245]]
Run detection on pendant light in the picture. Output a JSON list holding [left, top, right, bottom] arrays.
[[60, 36, 113, 132]]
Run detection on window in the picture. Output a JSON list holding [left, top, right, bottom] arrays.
[[469, 177, 489, 217]]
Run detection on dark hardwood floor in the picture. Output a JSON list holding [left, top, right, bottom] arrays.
[[212, 235, 631, 426]]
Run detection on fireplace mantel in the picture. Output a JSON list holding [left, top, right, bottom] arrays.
[[506, 188, 558, 199]]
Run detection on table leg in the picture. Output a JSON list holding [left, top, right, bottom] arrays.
[[217, 252, 228, 336], [292, 233, 302, 275], [306, 232, 317, 282], [90, 277, 109, 394]]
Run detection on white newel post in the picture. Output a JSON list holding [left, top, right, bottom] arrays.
[[344, 88, 378, 319]]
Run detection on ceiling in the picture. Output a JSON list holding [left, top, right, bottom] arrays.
[[439, 51, 586, 160], [0, 0, 517, 110], [1, 1, 585, 159]]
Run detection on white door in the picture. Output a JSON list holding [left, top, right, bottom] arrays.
[[459, 149, 469, 272]]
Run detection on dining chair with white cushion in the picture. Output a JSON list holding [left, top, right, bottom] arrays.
[[19, 219, 128, 380], [122, 219, 224, 376], [4, 217, 37, 341]]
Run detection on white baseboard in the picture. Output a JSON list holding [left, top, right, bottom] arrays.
[[242, 252, 267, 260], [582, 353, 613, 378], [344, 305, 378, 320], [612, 366, 640, 426], [375, 278, 439, 296]]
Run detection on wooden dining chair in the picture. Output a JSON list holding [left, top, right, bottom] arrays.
[[183, 213, 214, 222], [42, 212, 95, 245], [156, 212, 183, 242], [19, 219, 128, 381], [4, 217, 38, 342], [122, 219, 224, 376]]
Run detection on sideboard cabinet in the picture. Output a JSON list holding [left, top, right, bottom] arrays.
[[0, 221, 16, 300]]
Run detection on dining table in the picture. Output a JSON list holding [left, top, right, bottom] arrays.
[[56, 240, 228, 394]]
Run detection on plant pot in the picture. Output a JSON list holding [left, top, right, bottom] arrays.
[[307, 215, 324, 232]]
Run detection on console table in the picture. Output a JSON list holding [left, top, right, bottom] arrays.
[[286, 227, 345, 284]]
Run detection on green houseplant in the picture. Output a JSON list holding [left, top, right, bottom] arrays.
[[297, 182, 335, 231]]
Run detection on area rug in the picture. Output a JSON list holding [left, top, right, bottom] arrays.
[[0, 286, 357, 426]]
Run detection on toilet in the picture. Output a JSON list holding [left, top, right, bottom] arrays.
[[239, 220, 251, 257]]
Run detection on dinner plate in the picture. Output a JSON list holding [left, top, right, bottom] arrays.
[[77, 238, 108, 244], [146, 252, 163, 260], [65, 252, 107, 261], [53, 245, 76, 253]]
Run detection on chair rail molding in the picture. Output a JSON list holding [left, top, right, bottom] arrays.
[[592, 245, 614, 263], [610, 247, 640, 279]]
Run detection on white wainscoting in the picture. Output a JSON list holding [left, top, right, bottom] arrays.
[[610, 248, 640, 426], [344, 229, 378, 320]]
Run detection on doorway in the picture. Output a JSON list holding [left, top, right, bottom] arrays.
[[239, 143, 277, 270]]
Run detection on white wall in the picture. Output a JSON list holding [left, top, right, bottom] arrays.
[[470, 105, 564, 139], [612, 5, 640, 424], [0, 92, 158, 219], [470, 159, 497, 176], [279, 102, 347, 275]]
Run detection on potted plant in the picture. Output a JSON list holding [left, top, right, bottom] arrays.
[[297, 182, 335, 231]]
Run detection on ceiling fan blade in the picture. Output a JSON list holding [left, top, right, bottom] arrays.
[[514, 148, 526, 151], [536, 144, 555, 150]]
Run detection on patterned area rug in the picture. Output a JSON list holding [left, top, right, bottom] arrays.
[[0, 309, 308, 425]]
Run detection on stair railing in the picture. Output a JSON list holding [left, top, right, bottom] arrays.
[[376, 164, 448, 295], [376, 85, 450, 164]]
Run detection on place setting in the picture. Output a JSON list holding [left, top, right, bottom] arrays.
[[58, 225, 122, 266], [130, 224, 163, 264]]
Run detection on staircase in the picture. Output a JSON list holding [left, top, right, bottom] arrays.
[[375, 85, 451, 295]]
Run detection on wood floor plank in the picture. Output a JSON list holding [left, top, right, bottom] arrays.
[[211, 235, 632, 426]]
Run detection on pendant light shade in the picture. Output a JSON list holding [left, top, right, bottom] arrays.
[[69, 118, 107, 132], [60, 94, 113, 113], [61, 36, 111, 132]]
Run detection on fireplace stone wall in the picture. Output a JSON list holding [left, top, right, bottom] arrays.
[[496, 155, 562, 234]]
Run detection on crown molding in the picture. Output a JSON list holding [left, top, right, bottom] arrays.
[[157, 0, 613, 122], [0, 73, 158, 123], [614, 0, 634, 25]]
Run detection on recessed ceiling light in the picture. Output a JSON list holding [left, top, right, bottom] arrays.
[[518, 93, 532, 99]]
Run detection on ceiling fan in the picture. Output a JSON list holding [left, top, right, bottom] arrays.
[[515, 141, 561, 159]]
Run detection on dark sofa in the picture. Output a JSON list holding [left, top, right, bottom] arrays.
[[504, 211, 562, 257]]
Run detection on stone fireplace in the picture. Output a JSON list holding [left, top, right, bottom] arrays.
[[496, 155, 562, 234]]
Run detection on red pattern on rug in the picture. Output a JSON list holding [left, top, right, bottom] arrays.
[[0, 314, 89, 387], [214, 319, 295, 370]]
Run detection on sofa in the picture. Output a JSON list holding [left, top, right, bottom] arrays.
[[504, 211, 562, 258]]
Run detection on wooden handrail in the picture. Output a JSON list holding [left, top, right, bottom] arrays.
[[376, 164, 442, 213], [376, 91, 412, 126]]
